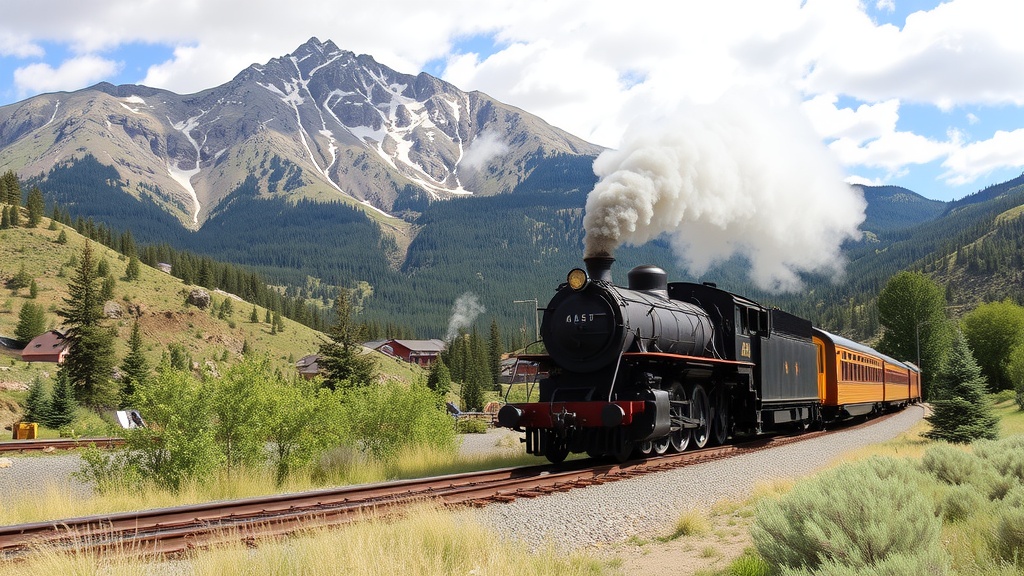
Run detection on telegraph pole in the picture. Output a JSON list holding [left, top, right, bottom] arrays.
[[513, 298, 540, 342]]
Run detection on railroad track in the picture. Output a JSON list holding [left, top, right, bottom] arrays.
[[0, 437, 124, 453], [0, 411, 898, 558]]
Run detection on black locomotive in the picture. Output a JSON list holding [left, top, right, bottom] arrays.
[[498, 257, 827, 463]]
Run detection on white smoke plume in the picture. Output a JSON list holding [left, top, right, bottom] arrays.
[[583, 93, 867, 292], [461, 129, 510, 171], [446, 292, 487, 341]]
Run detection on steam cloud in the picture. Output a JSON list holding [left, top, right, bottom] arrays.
[[462, 129, 510, 171], [446, 292, 486, 341], [583, 94, 866, 292]]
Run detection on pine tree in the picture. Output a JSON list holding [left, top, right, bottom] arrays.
[[10, 262, 32, 290], [924, 330, 999, 443], [56, 241, 117, 407], [0, 206, 8, 229], [120, 319, 149, 408], [46, 369, 77, 429], [56, 229, 68, 244], [1, 170, 20, 206], [29, 279, 38, 299], [317, 289, 377, 390], [14, 301, 46, 343], [250, 306, 259, 323], [8, 204, 19, 227], [101, 275, 116, 301], [488, 318, 503, 387], [25, 376, 50, 424], [426, 357, 452, 397], [25, 186, 44, 227], [124, 255, 140, 281]]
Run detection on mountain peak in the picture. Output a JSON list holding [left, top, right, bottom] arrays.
[[0, 37, 603, 229]]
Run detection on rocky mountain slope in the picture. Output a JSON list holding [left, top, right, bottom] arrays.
[[0, 37, 602, 229]]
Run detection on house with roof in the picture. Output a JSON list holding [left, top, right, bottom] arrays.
[[295, 354, 322, 380], [21, 330, 70, 364], [373, 339, 446, 368]]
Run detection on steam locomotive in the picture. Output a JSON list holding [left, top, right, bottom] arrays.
[[497, 257, 920, 463]]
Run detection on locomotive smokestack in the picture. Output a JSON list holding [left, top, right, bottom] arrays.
[[584, 255, 615, 283]]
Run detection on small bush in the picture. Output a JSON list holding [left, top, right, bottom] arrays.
[[941, 484, 986, 523], [751, 457, 945, 573], [1002, 485, 1024, 508], [921, 443, 1014, 500], [456, 418, 489, 434], [726, 550, 770, 576], [667, 509, 710, 540], [972, 436, 1024, 482], [993, 507, 1024, 566], [340, 382, 458, 461]]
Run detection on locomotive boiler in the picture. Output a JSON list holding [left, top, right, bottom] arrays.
[[498, 257, 827, 463]]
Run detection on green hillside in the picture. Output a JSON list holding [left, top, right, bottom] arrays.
[[0, 211, 424, 428]]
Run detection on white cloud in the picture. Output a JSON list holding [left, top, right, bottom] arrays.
[[801, 94, 900, 143], [13, 55, 121, 96], [0, 33, 44, 58], [1, 0, 1023, 198], [941, 129, 1024, 185]]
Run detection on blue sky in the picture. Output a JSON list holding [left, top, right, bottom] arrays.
[[1, 0, 1023, 202]]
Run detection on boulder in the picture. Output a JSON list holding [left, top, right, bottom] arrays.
[[103, 301, 124, 319], [187, 289, 211, 309]]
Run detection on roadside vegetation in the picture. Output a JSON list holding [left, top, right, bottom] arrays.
[[9, 505, 612, 576], [668, 398, 1024, 576]]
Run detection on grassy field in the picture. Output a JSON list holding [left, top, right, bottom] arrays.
[[0, 215, 428, 433]]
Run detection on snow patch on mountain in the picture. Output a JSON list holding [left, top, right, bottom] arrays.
[[168, 110, 207, 226], [45, 100, 60, 126]]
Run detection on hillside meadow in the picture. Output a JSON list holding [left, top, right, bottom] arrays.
[[0, 215, 424, 432]]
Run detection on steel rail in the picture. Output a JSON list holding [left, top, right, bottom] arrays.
[[0, 410, 903, 558], [0, 438, 124, 453]]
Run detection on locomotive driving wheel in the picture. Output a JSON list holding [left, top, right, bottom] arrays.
[[652, 436, 671, 455], [668, 382, 691, 452], [690, 384, 711, 449], [709, 388, 730, 446]]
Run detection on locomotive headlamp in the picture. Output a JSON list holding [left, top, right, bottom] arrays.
[[567, 268, 589, 291]]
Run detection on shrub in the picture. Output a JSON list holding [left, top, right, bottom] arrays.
[[456, 418, 488, 434], [126, 368, 221, 491], [921, 444, 984, 486], [972, 436, 1024, 483], [668, 509, 710, 540], [726, 551, 770, 576], [751, 457, 945, 574], [921, 444, 1008, 500], [993, 506, 1024, 566], [941, 484, 986, 523], [1003, 485, 1024, 508], [340, 382, 458, 461]]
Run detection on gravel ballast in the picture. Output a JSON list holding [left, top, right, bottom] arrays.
[[1, 406, 923, 549], [475, 405, 926, 551]]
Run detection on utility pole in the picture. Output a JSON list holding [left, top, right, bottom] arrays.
[[513, 298, 540, 342]]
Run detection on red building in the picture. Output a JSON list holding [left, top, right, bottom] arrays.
[[374, 339, 446, 367], [21, 330, 70, 364]]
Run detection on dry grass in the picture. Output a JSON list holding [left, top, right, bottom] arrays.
[[3, 504, 611, 576], [0, 440, 542, 526]]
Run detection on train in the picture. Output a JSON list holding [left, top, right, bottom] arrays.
[[497, 257, 921, 463]]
